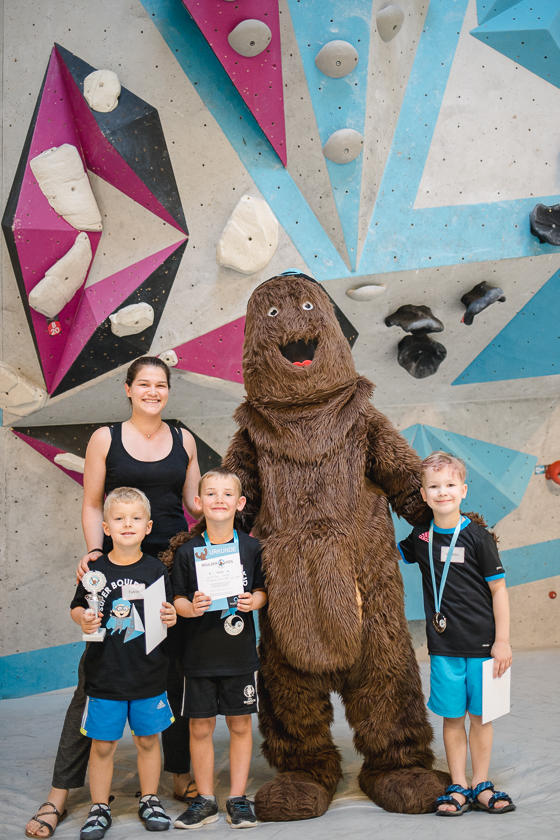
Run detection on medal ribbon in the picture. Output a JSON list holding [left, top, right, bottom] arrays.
[[202, 530, 240, 618], [428, 517, 463, 618]]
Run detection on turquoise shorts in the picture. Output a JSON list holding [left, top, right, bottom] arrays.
[[428, 656, 490, 718], [80, 692, 174, 740]]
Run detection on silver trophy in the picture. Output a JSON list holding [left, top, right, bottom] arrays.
[[82, 570, 107, 642]]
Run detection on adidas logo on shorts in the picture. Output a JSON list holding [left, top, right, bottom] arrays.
[[156, 700, 166, 709]]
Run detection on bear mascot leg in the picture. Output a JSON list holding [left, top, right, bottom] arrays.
[[223, 273, 450, 820]]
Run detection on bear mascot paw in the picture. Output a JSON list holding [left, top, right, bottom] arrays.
[[223, 272, 450, 820]]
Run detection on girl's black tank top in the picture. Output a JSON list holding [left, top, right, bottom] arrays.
[[103, 421, 190, 556]]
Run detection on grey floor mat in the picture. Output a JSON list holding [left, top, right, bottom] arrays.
[[4, 649, 559, 839]]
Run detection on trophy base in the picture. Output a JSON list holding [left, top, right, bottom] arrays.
[[83, 628, 106, 642]]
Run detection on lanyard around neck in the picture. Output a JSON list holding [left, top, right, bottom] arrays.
[[428, 518, 463, 615], [203, 530, 238, 549]]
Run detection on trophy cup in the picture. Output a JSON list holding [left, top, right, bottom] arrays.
[[82, 570, 107, 642]]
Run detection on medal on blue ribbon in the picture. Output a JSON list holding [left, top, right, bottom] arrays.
[[428, 517, 463, 634]]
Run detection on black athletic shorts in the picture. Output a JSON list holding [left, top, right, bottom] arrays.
[[181, 672, 258, 718]]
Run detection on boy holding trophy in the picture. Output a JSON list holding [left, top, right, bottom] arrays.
[[71, 487, 177, 838]]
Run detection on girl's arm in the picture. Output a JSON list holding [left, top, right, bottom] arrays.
[[79, 427, 112, 581], [174, 591, 212, 618], [181, 428, 201, 518], [488, 577, 512, 678]]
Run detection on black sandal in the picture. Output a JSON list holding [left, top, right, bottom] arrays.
[[173, 781, 198, 803], [25, 802, 68, 838], [471, 781, 516, 813], [435, 784, 471, 816]]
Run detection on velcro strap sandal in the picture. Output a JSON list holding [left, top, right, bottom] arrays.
[[138, 795, 171, 832], [435, 784, 471, 816], [471, 781, 516, 813], [80, 803, 112, 840]]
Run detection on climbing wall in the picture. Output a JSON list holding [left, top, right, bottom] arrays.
[[1, 0, 559, 697]]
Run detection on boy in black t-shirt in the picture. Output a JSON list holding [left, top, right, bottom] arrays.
[[171, 468, 267, 830], [71, 487, 177, 838], [398, 452, 515, 817]]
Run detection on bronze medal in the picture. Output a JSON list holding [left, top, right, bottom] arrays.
[[433, 612, 447, 633]]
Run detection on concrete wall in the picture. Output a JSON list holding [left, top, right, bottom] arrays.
[[1, 0, 559, 696]]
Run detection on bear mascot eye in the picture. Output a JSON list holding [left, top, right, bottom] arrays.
[[302, 302, 314, 310], [268, 306, 279, 317]]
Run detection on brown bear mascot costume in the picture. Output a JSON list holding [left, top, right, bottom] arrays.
[[222, 271, 450, 821]]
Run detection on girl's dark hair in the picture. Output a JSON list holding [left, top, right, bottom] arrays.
[[125, 356, 171, 389]]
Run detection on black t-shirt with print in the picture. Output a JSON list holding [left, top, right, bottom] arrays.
[[70, 554, 172, 700], [171, 531, 265, 677], [398, 518, 505, 658]]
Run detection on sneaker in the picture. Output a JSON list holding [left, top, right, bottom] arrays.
[[174, 795, 219, 830], [80, 803, 112, 840], [138, 795, 171, 832], [226, 796, 257, 829]]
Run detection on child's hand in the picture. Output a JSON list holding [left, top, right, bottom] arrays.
[[160, 601, 177, 627], [192, 591, 212, 616], [491, 640, 512, 678], [236, 592, 253, 612], [81, 608, 102, 634]]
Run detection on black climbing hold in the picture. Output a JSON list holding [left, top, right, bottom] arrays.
[[385, 304, 444, 334], [530, 203, 560, 246], [461, 281, 506, 325], [397, 334, 447, 379]]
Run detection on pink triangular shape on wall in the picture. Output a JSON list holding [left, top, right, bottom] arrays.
[[173, 316, 245, 384], [12, 430, 84, 487], [182, 0, 286, 166]]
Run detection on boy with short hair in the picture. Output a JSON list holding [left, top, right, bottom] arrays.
[[71, 487, 177, 838], [398, 451, 515, 817], [171, 468, 267, 830]]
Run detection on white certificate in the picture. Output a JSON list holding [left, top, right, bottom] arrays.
[[143, 575, 167, 655], [194, 543, 244, 610], [482, 658, 511, 724]]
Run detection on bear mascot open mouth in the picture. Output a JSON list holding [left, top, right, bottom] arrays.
[[223, 271, 450, 820]]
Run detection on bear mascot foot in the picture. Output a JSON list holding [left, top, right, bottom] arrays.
[[359, 767, 452, 814], [254, 772, 333, 821]]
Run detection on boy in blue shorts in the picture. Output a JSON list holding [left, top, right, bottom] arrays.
[[398, 451, 515, 817], [171, 468, 267, 829], [71, 487, 177, 838]]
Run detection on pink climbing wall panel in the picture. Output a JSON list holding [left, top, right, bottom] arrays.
[[173, 316, 245, 384], [12, 430, 84, 487], [182, 0, 286, 165]]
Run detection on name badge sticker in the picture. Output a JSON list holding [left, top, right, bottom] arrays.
[[440, 547, 465, 564], [122, 583, 146, 600]]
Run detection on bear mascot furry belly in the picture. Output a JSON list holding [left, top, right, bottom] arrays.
[[223, 272, 449, 820]]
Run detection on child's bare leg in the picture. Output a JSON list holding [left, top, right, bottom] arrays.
[[226, 715, 252, 797], [438, 716, 469, 812], [133, 733, 161, 795], [89, 740, 118, 804], [25, 789, 68, 837], [469, 714, 505, 808], [189, 718, 216, 795]]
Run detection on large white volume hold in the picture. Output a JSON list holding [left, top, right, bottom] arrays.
[[83, 69, 121, 113], [30, 144, 103, 231], [216, 195, 278, 275], [346, 284, 387, 301], [54, 452, 86, 474], [0, 362, 48, 416], [110, 302, 155, 337], [28, 232, 92, 319]]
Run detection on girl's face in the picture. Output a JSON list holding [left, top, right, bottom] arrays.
[[125, 366, 169, 415]]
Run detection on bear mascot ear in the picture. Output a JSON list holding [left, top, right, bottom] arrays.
[[222, 270, 448, 822]]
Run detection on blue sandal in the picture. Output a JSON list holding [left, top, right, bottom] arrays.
[[471, 781, 516, 813], [435, 784, 471, 816]]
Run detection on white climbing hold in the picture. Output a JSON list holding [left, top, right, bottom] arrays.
[[216, 194, 278, 275], [322, 129, 364, 164], [315, 41, 359, 78], [228, 19, 272, 57], [346, 284, 387, 301], [28, 232, 92, 319], [0, 362, 48, 416], [109, 302, 155, 337], [158, 350, 179, 367], [83, 69, 121, 113], [377, 5, 405, 42], [30, 144, 103, 231], [54, 452, 86, 474]]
